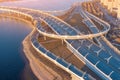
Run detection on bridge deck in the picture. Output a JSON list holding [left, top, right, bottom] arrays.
[[67, 39, 120, 80]]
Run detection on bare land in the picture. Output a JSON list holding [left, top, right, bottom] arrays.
[[58, 12, 92, 34], [38, 36, 85, 69], [23, 34, 72, 80]]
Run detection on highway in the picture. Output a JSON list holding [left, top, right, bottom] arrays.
[[0, 4, 120, 80], [64, 3, 120, 80], [0, 8, 88, 80], [0, 6, 110, 40]]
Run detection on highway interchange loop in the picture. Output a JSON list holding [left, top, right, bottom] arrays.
[[0, 6, 110, 40], [1, 6, 119, 80]]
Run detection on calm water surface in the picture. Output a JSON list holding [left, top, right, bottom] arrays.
[[0, 0, 87, 80], [0, 18, 32, 80]]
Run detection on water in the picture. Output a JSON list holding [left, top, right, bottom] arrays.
[[0, 0, 87, 80], [0, 18, 32, 80], [0, 0, 86, 11]]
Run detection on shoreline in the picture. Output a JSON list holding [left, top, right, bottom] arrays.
[[20, 42, 38, 80], [0, 16, 37, 80], [0, 8, 83, 80], [21, 60, 38, 80], [22, 29, 71, 80], [0, 14, 71, 80]]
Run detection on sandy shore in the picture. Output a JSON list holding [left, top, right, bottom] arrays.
[[22, 28, 71, 80], [23, 34, 60, 80], [21, 62, 38, 80], [0, 12, 71, 80]]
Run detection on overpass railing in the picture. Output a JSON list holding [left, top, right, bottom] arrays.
[[0, 6, 111, 40], [30, 33, 93, 80]]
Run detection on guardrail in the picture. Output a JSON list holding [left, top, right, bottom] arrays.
[[0, 5, 117, 80], [0, 8, 33, 20], [30, 33, 86, 80], [64, 40, 112, 80], [44, 9, 68, 16], [0, 6, 111, 40], [101, 36, 120, 55], [84, 11, 120, 55], [0, 7, 90, 80], [0, 9, 35, 27], [0, 6, 76, 32], [84, 11, 110, 32]]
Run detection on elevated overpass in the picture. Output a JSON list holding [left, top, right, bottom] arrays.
[[0, 5, 120, 80], [0, 6, 110, 40], [0, 8, 90, 80]]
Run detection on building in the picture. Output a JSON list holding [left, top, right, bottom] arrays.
[[118, 3, 120, 19], [100, 0, 120, 19]]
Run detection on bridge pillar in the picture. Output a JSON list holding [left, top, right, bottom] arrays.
[[8, 11, 11, 15], [62, 39, 64, 45], [18, 13, 20, 17], [24, 15, 27, 19], [104, 34, 107, 38], [89, 37, 93, 40], [43, 36, 46, 40]]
